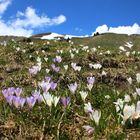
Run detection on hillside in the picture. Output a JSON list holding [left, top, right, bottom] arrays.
[[0, 33, 140, 139]]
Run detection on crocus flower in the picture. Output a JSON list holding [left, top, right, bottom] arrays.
[[84, 102, 93, 113], [2, 89, 9, 98], [123, 104, 135, 123], [20, 98, 26, 108], [89, 63, 102, 69], [68, 82, 78, 94], [26, 96, 36, 108], [6, 95, 14, 105], [13, 96, 21, 108], [124, 94, 131, 102], [79, 91, 88, 102], [114, 98, 124, 112], [71, 63, 81, 71], [127, 77, 132, 85], [45, 76, 51, 83], [64, 65, 68, 70], [39, 81, 51, 93], [61, 97, 70, 108], [44, 57, 48, 62], [29, 65, 40, 75], [7, 87, 15, 95], [12, 96, 25, 108], [53, 96, 60, 107], [51, 64, 60, 72], [46, 68, 50, 73], [82, 125, 94, 136], [32, 90, 43, 103], [87, 84, 93, 91], [53, 56, 62, 63], [42, 93, 53, 107], [15, 88, 22, 96], [89, 110, 101, 126], [87, 76, 95, 85], [136, 88, 140, 96], [136, 73, 140, 83], [50, 82, 57, 90]]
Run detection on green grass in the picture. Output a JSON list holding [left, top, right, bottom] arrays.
[[0, 33, 140, 139]]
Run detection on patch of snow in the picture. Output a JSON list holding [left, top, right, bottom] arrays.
[[41, 33, 86, 40], [41, 33, 64, 40]]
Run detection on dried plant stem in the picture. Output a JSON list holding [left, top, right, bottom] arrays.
[[57, 112, 65, 140], [40, 119, 46, 140]]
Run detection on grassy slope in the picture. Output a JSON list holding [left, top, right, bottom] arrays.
[[0, 33, 140, 139]]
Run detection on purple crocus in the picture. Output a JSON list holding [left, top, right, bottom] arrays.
[[29, 65, 40, 75], [53, 56, 62, 63], [2, 89, 9, 98], [13, 96, 21, 108], [20, 98, 26, 108], [13, 96, 26, 108], [82, 125, 94, 136], [7, 87, 15, 95], [51, 64, 60, 72], [6, 95, 14, 105], [32, 90, 43, 103], [26, 96, 36, 108], [50, 82, 57, 90], [68, 82, 78, 94], [45, 76, 51, 83], [39, 81, 51, 93], [61, 97, 70, 108], [87, 76, 95, 85], [15, 88, 22, 96]]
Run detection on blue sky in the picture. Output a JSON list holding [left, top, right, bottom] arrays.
[[0, 0, 140, 36]]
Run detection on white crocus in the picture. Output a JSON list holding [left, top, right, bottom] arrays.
[[119, 46, 126, 52], [71, 63, 81, 71], [42, 93, 53, 107], [89, 63, 102, 69], [36, 57, 41, 63], [44, 57, 48, 62], [105, 95, 110, 99], [136, 73, 140, 83], [132, 51, 136, 55], [102, 70, 107, 76], [87, 84, 93, 91], [79, 91, 88, 102], [132, 92, 137, 100], [46, 68, 50, 73], [127, 77, 132, 85], [84, 102, 93, 113], [53, 96, 60, 107], [89, 110, 101, 126], [126, 52, 130, 57], [114, 98, 124, 112], [70, 53, 74, 59], [124, 94, 131, 103], [136, 88, 140, 96], [123, 104, 135, 123], [64, 65, 68, 70]]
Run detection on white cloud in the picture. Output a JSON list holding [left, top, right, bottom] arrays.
[[0, 0, 11, 15], [11, 7, 66, 28], [93, 23, 140, 35], [0, 20, 33, 37], [0, 5, 66, 37]]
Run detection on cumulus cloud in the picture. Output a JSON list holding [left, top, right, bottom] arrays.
[[93, 23, 140, 35], [12, 7, 66, 28], [0, 20, 33, 37], [0, 5, 66, 36], [0, 0, 11, 15]]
